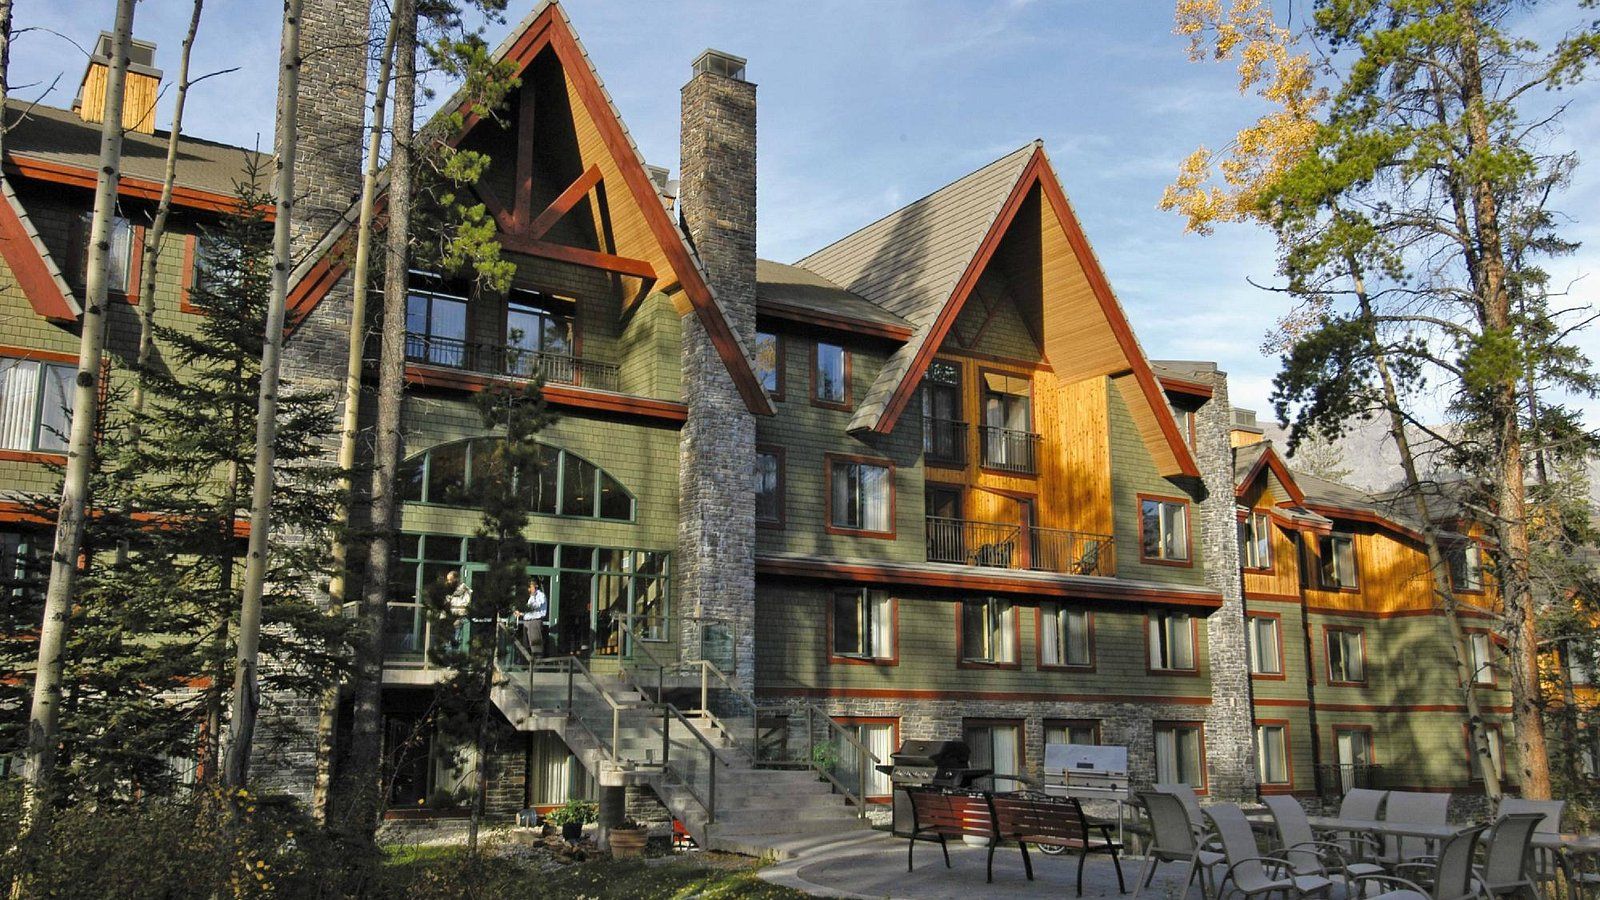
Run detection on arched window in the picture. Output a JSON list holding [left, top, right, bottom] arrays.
[[399, 438, 635, 522]]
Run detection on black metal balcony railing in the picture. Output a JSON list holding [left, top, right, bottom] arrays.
[[1316, 763, 1382, 798], [925, 516, 1115, 576], [405, 333, 620, 392], [980, 425, 1041, 474], [923, 417, 968, 466]]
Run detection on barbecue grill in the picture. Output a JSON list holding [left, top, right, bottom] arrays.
[[1041, 743, 1131, 843], [880, 740, 992, 837]]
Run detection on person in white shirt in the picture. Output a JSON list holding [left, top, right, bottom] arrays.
[[443, 569, 472, 649], [522, 579, 549, 657]]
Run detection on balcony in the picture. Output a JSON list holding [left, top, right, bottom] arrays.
[[979, 425, 1041, 474], [1315, 763, 1383, 798], [404, 333, 620, 393], [925, 516, 1115, 576], [923, 417, 968, 467]]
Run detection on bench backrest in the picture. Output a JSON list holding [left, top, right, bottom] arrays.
[[908, 788, 992, 838], [989, 792, 1089, 843]]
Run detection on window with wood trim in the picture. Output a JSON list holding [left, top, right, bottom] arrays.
[[1154, 722, 1205, 788], [921, 360, 964, 466], [961, 598, 1016, 665], [837, 720, 896, 798], [1148, 610, 1197, 672], [504, 288, 575, 374], [981, 371, 1036, 472], [1448, 539, 1483, 592], [1045, 719, 1100, 747], [1140, 497, 1190, 563], [828, 457, 892, 534], [1239, 510, 1272, 570], [0, 356, 75, 453], [754, 448, 783, 526], [753, 331, 783, 397], [813, 341, 849, 406], [1319, 533, 1357, 589], [1170, 402, 1196, 449], [1039, 604, 1092, 668], [964, 720, 1023, 791], [1467, 724, 1506, 782], [1256, 724, 1290, 785], [1247, 615, 1282, 676], [832, 589, 893, 662], [1326, 627, 1366, 684], [1468, 632, 1496, 686], [405, 280, 470, 367], [77, 212, 134, 294]]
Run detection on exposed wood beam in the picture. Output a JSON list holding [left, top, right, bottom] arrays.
[[499, 235, 656, 280], [473, 185, 515, 234], [512, 80, 537, 229], [525, 163, 601, 241]]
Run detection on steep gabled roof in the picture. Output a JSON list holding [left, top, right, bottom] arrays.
[[797, 143, 1199, 478], [1234, 440, 1307, 506], [285, 0, 773, 416]]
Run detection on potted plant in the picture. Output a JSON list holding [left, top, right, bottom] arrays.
[[608, 818, 648, 857], [546, 799, 597, 843]]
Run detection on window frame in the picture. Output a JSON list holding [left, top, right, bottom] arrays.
[[1044, 718, 1102, 747], [810, 340, 852, 410], [1332, 724, 1376, 769], [1138, 494, 1194, 566], [1239, 509, 1274, 572], [503, 288, 579, 365], [1466, 722, 1507, 784], [404, 281, 472, 368], [1247, 612, 1286, 679], [921, 358, 966, 468], [835, 717, 899, 801], [1153, 721, 1208, 794], [399, 438, 636, 523], [1145, 610, 1200, 675], [1255, 720, 1294, 792], [754, 444, 785, 529], [1466, 629, 1497, 687], [1324, 625, 1368, 686], [1447, 538, 1485, 594], [827, 588, 897, 666], [179, 231, 205, 313], [75, 211, 138, 300], [1318, 533, 1360, 591], [957, 597, 1020, 669], [0, 349, 79, 459], [753, 330, 785, 400], [1036, 603, 1095, 671], [823, 453, 896, 538]]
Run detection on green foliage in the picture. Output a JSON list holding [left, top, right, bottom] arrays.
[[543, 798, 597, 827]]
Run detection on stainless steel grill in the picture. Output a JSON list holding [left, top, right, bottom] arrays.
[[1041, 743, 1131, 842]]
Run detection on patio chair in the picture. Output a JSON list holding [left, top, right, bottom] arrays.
[[1206, 803, 1333, 900], [1156, 782, 1207, 835], [1477, 812, 1546, 900], [1380, 791, 1452, 868], [1133, 791, 1223, 900], [1373, 823, 1488, 900], [1334, 788, 1390, 865], [1263, 794, 1384, 887], [1498, 799, 1564, 895]]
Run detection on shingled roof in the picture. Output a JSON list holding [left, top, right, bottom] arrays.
[[755, 258, 910, 334], [796, 144, 1036, 431]]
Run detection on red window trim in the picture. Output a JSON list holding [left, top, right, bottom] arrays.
[[826, 588, 899, 667], [1255, 718, 1296, 794], [1315, 532, 1362, 593], [809, 339, 852, 411], [956, 598, 1022, 670], [1143, 610, 1202, 677], [1153, 719, 1209, 796], [1137, 493, 1195, 568], [755, 443, 786, 530], [1035, 604, 1097, 672], [823, 452, 896, 539], [1329, 723, 1377, 768], [1247, 610, 1287, 681], [1323, 624, 1368, 687]]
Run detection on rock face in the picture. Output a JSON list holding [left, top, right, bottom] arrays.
[[676, 51, 758, 685]]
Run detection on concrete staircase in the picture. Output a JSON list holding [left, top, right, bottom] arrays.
[[490, 663, 870, 853]]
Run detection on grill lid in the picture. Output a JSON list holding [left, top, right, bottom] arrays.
[[890, 739, 971, 768]]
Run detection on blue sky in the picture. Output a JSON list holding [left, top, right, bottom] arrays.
[[15, 1, 1600, 424]]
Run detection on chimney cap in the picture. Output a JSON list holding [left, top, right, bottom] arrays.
[[692, 49, 747, 82], [89, 32, 163, 78]]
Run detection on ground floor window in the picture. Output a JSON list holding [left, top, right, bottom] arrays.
[[1045, 719, 1100, 746], [1334, 726, 1374, 793], [1154, 722, 1205, 789], [528, 730, 595, 807], [836, 719, 896, 800], [964, 720, 1024, 792], [1256, 723, 1290, 786]]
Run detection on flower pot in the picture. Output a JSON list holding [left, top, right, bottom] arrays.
[[609, 826, 648, 857], [561, 821, 584, 843]]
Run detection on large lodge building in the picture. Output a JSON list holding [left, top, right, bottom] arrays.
[[0, 0, 1540, 850]]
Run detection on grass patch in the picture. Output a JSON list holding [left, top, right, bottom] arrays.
[[380, 846, 811, 899]]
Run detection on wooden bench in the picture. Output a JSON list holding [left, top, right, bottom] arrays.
[[906, 787, 992, 874], [988, 791, 1127, 894]]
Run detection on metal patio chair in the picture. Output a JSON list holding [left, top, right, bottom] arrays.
[[1477, 812, 1547, 900], [1361, 823, 1488, 900], [1498, 799, 1564, 897], [1380, 791, 1452, 868], [1133, 790, 1223, 900], [1207, 803, 1333, 900], [1156, 782, 1207, 835], [1264, 794, 1384, 888]]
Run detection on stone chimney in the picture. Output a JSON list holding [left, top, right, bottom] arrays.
[[73, 33, 161, 135], [291, 1, 371, 253], [677, 49, 758, 684]]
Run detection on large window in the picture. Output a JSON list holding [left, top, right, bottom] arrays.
[[812, 341, 849, 406], [1468, 632, 1496, 686], [399, 438, 634, 522], [1326, 627, 1366, 684], [1247, 615, 1282, 676], [1256, 724, 1290, 786], [964, 721, 1023, 792], [1140, 497, 1191, 563], [837, 720, 896, 799], [1239, 510, 1272, 570], [981, 372, 1035, 472], [1045, 719, 1101, 747], [405, 282, 469, 367], [1319, 534, 1358, 589], [921, 360, 964, 465], [504, 289, 574, 375], [961, 598, 1017, 665], [1148, 610, 1197, 672], [1154, 722, 1205, 788], [827, 456, 892, 535], [1039, 604, 1092, 668], [1448, 540, 1484, 592], [753, 331, 783, 397], [0, 357, 74, 453], [832, 589, 893, 662], [754, 448, 783, 526]]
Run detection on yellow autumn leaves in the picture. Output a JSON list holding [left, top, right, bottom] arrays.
[[1161, 0, 1326, 233]]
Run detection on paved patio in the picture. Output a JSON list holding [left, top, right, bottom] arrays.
[[759, 831, 1203, 899]]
